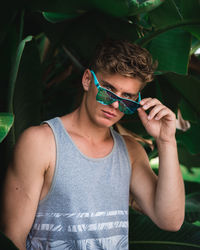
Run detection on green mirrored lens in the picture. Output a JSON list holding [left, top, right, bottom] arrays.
[[96, 88, 114, 105], [96, 86, 140, 114]]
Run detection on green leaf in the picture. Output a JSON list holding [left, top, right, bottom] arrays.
[[0, 113, 14, 143], [0, 232, 18, 249], [179, 98, 198, 123], [0, 8, 17, 46], [181, 166, 200, 183], [193, 221, 200, 227], [7, 36, 33, 113], [162, 73, 200, 116], [185, 192, 200, 224], [27, 0, 165, 18], [90, 0, 165, 17], [137, 0, 200, 47], [177, 144, 200, 169], [181, 0, 200, 39], [180, 0, 200, 20], [146, 28, 191, 74], [12, 38, 42, 142], [149, 0, 183, 29], [191, 37, 200, 55], [24, 0, 90, 14], [129, 209, 200, 249], [43, 11, 139, 68], [150, 158, 200, 182], [155, 76, 180, 113], [42, 12, 81, 23], [176, 122, 200, 155]]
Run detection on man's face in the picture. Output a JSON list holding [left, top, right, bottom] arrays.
[[83, 69, 143, 128]]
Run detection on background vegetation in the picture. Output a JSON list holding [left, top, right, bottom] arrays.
[[1, 0, 200, 249]]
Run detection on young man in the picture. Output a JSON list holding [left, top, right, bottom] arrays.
[[1, 40, 185, 250]]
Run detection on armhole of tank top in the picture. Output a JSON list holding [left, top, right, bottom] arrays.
[[38, 119, 59, 205]]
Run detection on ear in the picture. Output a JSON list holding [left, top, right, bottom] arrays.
[[82, 69, 92, 91]]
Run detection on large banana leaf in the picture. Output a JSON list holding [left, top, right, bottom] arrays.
[[26, 0, 165, 19], [148, 0, 184, 29], [177, 123, 200, 155], [0, 8, 17, 46], [148, 0, 200, 30], [146, 28, 191, 74], [181, 0, 200, 40], [185, 192, 200, 224], [5, 35, 42, 153], [0, 12, 23, 113], [163, 73, 200, 117], [7, 36, 32, 113], [178, 145, 200, 169], [129, 208, 200, 250], [138, 0, 200, 46], [0, 113, 14, 143], [42, 11, 139, 70], [12, 38, 42, 142], [129, 190, 200, 250]]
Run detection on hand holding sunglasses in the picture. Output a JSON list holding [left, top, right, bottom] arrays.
[[138, 98, 177, 143]]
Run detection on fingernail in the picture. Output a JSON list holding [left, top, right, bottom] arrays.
[[143, 105, 147, 110], [148, 115, 151, 120]]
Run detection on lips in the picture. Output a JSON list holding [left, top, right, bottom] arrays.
[[102, 110, 117, 118]]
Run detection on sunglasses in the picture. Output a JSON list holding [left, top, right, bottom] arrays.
[[90, 70, 141, 115]]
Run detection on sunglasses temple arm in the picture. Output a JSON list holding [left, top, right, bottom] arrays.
[[138, 92, 141, 102], [90, 70, 100, 88]]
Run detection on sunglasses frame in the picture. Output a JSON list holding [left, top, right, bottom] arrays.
[[90, 70, 141, 115]]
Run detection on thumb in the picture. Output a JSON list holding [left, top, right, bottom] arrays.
[[137, 107, 148, 126]]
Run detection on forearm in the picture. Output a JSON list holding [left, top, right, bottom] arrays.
[[154, 137, 185, 230]]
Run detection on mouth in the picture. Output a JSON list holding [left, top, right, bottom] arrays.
[[102, 110, 117, 118]]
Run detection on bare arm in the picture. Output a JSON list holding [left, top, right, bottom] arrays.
[[154, 138, 185, 230], [128, 98, 185, 231], [0, 126, 51, 249]]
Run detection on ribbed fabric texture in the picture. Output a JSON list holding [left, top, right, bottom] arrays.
[[26, 117, 131, 250]]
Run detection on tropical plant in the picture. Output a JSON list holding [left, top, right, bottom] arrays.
[[1, 0, 200, 249]]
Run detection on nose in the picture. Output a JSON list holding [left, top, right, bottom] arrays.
[[110, 100, 119, 109]]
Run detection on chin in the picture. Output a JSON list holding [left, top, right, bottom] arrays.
[[97, 115, 121, 128]]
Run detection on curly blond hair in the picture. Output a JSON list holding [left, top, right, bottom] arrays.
[[89, 39, 157, 84]]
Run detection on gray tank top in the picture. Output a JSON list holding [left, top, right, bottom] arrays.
[[26, 117, 131, 250]]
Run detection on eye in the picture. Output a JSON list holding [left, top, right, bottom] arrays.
[[102, 83, 113, 91], [123, 93, 138, 101], [123, 93, 133, 99]]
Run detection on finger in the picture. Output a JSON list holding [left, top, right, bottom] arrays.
[[141, 98, 161, 111], [140, 98, 152, 106], [154, 108, 174, 121], [147, 104, 165, 120]]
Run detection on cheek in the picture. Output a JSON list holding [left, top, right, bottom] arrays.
[[117, 112, 125, 121], [88, 84, 98, 101]]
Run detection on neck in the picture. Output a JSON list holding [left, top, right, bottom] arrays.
[[66, 106, 112, 143]]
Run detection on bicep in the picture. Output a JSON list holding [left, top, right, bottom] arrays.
[[0, 127, 47, 247]]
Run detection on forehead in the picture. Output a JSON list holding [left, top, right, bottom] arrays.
[[96, 71, 143, 94]]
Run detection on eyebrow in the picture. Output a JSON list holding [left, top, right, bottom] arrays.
[[101, 80, 138, 98]]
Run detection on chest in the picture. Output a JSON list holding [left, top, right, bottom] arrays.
[[69, 133, 115, 159]]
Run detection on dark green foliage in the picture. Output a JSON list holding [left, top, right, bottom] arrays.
[[0, 0, 200, 249]]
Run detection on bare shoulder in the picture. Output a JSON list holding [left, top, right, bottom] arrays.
[[16, 123, 52, 145], [122, 135, 149, 165], [12, 123, 55, 173]]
